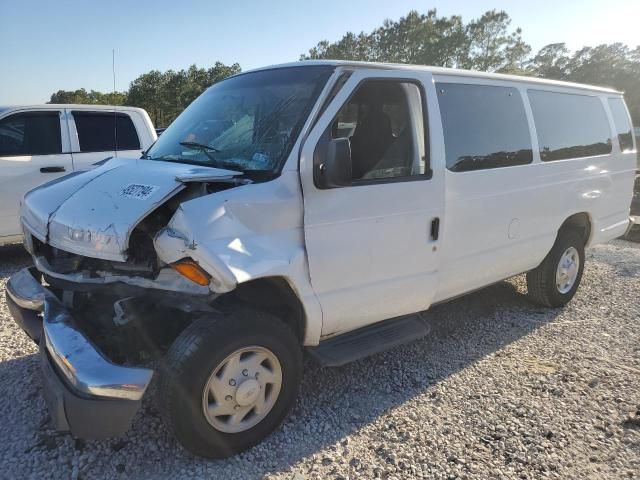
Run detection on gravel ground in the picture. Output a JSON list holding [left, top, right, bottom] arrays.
[[0, 240, 638, 480]]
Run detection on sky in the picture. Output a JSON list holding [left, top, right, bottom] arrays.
[[1, 0, 639, 104]]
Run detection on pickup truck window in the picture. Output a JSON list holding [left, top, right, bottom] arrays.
[[0, 112, 62, 157], [607, 97, 634, 152], [72, 112, 140, 152], [144, 66, 334, 178], [528, 90, 612, 161], [437, 83, 532, 172], [331, 79, 427, 181]]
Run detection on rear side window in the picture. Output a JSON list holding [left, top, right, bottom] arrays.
[[0, 112, 62, 156], [608, 97, 634, 152], [528, 90, 612, 161], [73, 112, 140, 152], [436, 83, 532, 172]]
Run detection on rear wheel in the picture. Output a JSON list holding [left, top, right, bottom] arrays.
[[158, 308, 302, 458], [526, 230, 585, 307]]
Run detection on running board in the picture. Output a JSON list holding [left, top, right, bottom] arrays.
[[307, 314, 430, 367]]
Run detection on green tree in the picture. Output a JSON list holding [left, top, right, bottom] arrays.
[[48, 88, 126, 105], [371, 10, 469, 67], [464, 10, 531, 72], [47, 11, 640, 129], [528, 42, 640, 124], [301, 9, 530, 72], [301, 7, 640, 125], [526, 43, 570, 79], [49, 62, 241, 127], [125, 70, 166, 125], [126, 62, 241, 127]]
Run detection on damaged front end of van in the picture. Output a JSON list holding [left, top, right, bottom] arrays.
[[6, 65, 334, 440], [8, 155, 317, 438], [7, 158, 271, 437]]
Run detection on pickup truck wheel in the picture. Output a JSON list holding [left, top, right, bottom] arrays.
[[158, 309, 302, 458], [526, 230, 585, 307]]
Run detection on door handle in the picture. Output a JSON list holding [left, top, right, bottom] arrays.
[[40, 166, 66, 173], [430, 217, 440, 241]]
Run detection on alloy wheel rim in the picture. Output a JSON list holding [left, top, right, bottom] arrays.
[[202, 346, 282, 433], [556, 246, 580, 294]]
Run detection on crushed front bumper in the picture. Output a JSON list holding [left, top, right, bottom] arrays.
[[5, 267, 154, 439]]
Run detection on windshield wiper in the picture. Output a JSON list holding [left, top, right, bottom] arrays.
[[179, 141, 220, 152], [179, 141, 221, 162], [180, 142, 220, 152], [154, 156, 234, 168]]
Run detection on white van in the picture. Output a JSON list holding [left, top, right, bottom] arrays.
[[6, 62, 636, 458], [0, 104, 156, 244]]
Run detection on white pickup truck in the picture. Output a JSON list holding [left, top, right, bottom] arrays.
[[5, 62, 636, 458], [0, 104, 156, 244]]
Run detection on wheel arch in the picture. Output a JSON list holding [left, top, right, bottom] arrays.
[[559, 212, 593, 246], [218, 276, 309, 345]]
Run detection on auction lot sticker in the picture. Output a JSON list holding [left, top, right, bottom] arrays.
[[120, 184, 159, 200]]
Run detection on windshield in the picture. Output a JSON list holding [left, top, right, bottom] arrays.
[[144, 66, 334, 177]]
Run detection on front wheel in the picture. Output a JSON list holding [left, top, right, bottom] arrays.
[[526, 230, 585, 307], [158, 308, 302, 458]]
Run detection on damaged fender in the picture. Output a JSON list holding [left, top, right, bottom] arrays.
[[154, 171, 324, 345]]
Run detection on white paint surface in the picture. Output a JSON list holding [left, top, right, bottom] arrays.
[[17, 63, 637, 346]]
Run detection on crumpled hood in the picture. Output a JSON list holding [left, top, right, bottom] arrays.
[[21, 157, 240, 261]]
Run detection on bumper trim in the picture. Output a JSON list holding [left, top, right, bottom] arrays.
[[6, 291, 43, 342], [7, 267, 153, 401], [5, 267, 45, 311], [40, 343, 142, 439]]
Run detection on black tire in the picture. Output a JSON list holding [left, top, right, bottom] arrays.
[[158, 308, 302, 458], [526, 229, 585, 307]]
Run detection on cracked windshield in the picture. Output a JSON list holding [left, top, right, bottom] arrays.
[[144, 65, 333, 175]]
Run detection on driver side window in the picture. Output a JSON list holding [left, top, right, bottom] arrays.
[[331, 79, 427, 181]]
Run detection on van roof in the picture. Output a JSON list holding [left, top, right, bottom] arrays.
[[246, 60, 622, 95]]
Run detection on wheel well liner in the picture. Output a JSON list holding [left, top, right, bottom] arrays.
[[219, 277, 306, 343], [559, 212, 592, 246]]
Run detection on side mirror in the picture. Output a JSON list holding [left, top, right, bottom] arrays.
[[317, 137, 352, 188]]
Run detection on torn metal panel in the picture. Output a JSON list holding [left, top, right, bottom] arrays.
[[154, 171, 324, 344], [7, 266, 154, 400], [21, 158, 324, 344], [33, 255, 210, 296], [155, 171, 304, 287], [21, 157, 240, 262]]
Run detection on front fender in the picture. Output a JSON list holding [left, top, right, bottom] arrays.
[[153, 173, 324, 345], [153, 197, 304, 293], [154, 219, 238, 293]]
